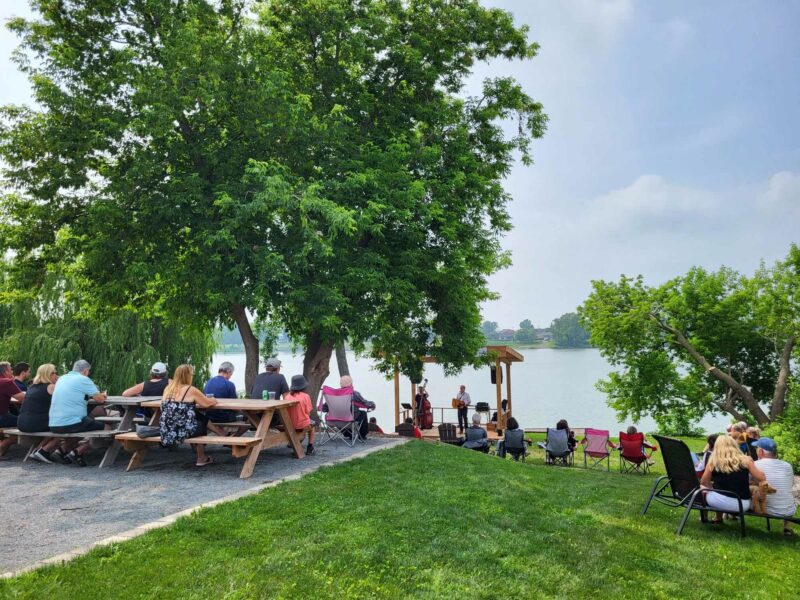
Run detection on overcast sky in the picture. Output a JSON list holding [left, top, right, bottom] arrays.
[[2, 1, 799, 329]]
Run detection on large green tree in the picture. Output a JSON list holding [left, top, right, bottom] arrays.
[[550, 312, 590, 348], [1, 0, 546, 398], [579, 246, 800, 427]]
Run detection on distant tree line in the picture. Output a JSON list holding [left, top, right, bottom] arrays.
[[480, 312, 591, 347]]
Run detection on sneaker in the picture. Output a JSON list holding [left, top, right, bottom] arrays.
[[52, 447, 71, 464], [31, 448, 54, 464], [67, 451, 87, 467], [306, 444, 315, 456]]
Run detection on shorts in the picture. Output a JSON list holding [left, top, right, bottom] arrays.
[[51, 416, 105, 434], [204, 409, 241, 423], [706, 491, 751, 513]]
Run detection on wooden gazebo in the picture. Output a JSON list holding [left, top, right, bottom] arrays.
[[392, 345, 525, 431]]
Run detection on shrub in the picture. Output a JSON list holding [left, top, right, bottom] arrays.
[[763, 388, 800, 470]]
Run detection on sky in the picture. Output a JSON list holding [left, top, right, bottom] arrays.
[[1, 1, 799, 329]]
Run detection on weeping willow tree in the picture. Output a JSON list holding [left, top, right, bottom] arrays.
[[0, 272, 215, 393]]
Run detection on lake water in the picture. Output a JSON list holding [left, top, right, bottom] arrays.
[[212, 348, 730, 434]]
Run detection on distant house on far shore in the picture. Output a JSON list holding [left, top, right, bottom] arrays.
[[495, 328, 517, 341], [536, 329, 553, 342]]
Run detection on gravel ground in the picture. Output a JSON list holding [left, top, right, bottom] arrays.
[[0, 435, 403, 573]]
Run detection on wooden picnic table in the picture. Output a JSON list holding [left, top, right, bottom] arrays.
[[131, 397, 304, 479], [97, 396, 162, 468]]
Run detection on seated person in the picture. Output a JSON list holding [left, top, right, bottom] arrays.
[[368, 417, 384, 434], [701, 434, 765, 520], [338, 376, 375, 440], [122, 361, 171, 398], [462, 413, 489, 452], [753, 437, 797, 536], [286, 374, 315, 455], [0, 360, 27, 457], [730, 421, 749, 453], [694, 432, 719, 475], [490, 399, 509, 428], [48, 359, 109, 466], [624, 425, 657, 465], [18, 363, 63, 464], [160, 364, 218, 467], [497, 416, 526, 460], [557, 419, 577, 451], [203, 361, 245, 436], [404, 417, 422, 439]]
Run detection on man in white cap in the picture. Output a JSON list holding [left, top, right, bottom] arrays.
[[122, 361, 171, 398], [753, 437, 797, 536], [251, 357, 289, 401]]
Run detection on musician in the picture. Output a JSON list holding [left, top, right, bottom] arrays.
[[415, 379, 433, 429], [456, 384, 471, 434]]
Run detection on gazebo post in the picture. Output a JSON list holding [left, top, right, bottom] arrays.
[[495, 357, 502, 431], [506, 362, 512, 421], [394, 368, 400, 428]]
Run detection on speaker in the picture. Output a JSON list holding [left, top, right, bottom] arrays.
[[490, 365, 503, 384]]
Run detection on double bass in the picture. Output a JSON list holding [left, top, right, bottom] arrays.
[[416, 378, 434, 430]]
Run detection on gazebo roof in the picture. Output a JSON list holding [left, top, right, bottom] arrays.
[[420, 345, 524, 364]]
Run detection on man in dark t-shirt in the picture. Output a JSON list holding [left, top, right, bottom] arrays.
[[250, 357, 289, 401]]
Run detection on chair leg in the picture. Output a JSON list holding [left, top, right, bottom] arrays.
[[740, 513, 746, 538], [766, 518, 771, 532], [676, 489, 702, 535], [642, 476, 668, 516]]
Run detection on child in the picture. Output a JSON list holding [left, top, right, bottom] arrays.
[[287, 375, 315, 455]]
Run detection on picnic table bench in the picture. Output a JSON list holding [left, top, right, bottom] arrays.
[[116, 398, 304, 478]]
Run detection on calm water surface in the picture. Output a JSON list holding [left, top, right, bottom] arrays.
[[212, 348, 729, 434]]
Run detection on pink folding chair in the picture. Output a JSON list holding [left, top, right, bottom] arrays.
[[580, 428, 613, 471], [317, 386, 359, 447]]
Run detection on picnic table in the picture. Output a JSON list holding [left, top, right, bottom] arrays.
[[116, 398, 304, 479]]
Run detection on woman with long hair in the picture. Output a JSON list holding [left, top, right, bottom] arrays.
[[18, 363, 62, 463], [701, 434, 765, 520], [160, 364, 218, 466]]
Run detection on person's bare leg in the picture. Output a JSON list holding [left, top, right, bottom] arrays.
[[193, 444, 210, 465], [0, 436, 15, 457]]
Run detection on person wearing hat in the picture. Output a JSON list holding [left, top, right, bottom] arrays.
[[250, 357, 289, 403], [286, 374, 315, 455], [753, 437, 797, 536], [122, 361, 171, 398]]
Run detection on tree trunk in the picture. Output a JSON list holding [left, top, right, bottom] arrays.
[[770, 336, 796, 421], [335, 343, 350, 377], [231, 303, 259, 394], [304, 328, 334, 404], [650, 315, 771, 426]]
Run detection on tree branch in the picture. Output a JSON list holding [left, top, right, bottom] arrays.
[[770, 335, 796, 421]]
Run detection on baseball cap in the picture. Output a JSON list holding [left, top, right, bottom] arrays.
[[151, 362, 168, 375], [266, 357, 282, 369], [752, 437, 777, 453]]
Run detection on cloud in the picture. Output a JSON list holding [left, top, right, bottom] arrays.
[[758, 171, 800, 217]]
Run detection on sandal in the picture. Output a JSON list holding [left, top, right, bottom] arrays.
[[195, 456, 213, 467], [784, 528, 795, 537]]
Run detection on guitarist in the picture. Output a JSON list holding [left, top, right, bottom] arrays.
[[456, 384, 471, 434]]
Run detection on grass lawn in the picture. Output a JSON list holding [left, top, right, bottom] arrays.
[[2, 441, 797, 599]]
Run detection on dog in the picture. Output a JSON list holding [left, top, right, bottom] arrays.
[[750, 480, 777, 514]]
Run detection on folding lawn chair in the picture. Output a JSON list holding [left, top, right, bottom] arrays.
[[618, 431, 654, 474], [539, 428, 573, 466], [580, 428, 612, 471], [503, 428, 528, 462], [438, 423, 463, 445], [317, 385, 360, 447]]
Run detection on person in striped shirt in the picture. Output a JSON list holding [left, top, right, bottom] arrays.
[[753, 437, 797, 537]]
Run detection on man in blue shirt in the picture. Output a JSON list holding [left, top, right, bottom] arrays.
[[203, 361, 243, 434], [49, 359, 107, 433]]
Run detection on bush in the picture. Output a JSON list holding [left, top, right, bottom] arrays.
[[763, 389, 800, 470]]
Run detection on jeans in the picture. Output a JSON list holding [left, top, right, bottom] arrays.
[[457, 407, 469, 432], [0, 413, 18, 427]]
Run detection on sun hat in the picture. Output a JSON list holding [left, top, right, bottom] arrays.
[[752, 437, 777, 453], [290, 374, 308, 391], [151, 362, 167, 375], [266, 357, 282, 369]]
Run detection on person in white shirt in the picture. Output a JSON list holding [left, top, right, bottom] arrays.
[[456, 385, 471, 434], [753, 437, 797, 537]]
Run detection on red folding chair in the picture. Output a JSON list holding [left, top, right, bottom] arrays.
[[618, 431, 657, 474], [580, 428, 613, 471]]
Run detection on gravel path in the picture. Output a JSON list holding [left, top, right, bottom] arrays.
[[0, 436, 403, 573]]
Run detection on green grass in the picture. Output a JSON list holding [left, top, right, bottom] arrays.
[[2, 442, 797, 599]]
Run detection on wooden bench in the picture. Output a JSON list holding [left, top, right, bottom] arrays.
[[115, 432, 263, 471], [4, 428, 126, 462]]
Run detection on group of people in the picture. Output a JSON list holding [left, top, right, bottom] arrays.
[[1, 356, 379, 468], [697, 426, 796, 536]]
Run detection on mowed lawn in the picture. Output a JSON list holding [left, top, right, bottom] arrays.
[[2, 441, 797, 599]]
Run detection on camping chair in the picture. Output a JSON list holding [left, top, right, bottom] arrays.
[[642, 435, 746, 537], [580, 428, 612, 471], [317, 385, 359, 447], [539, 428, 573, 466], [502, 428, 528, 462], [438, 423, 463, 445], [618, 431, 655, 474]]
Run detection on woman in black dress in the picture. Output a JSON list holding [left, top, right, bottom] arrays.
[[17, 363, 62, 463]]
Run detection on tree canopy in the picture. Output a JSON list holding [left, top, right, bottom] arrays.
[[0, 0, 546, 398], [550, 312, 590, 348], [579, 245, 799, 427]]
